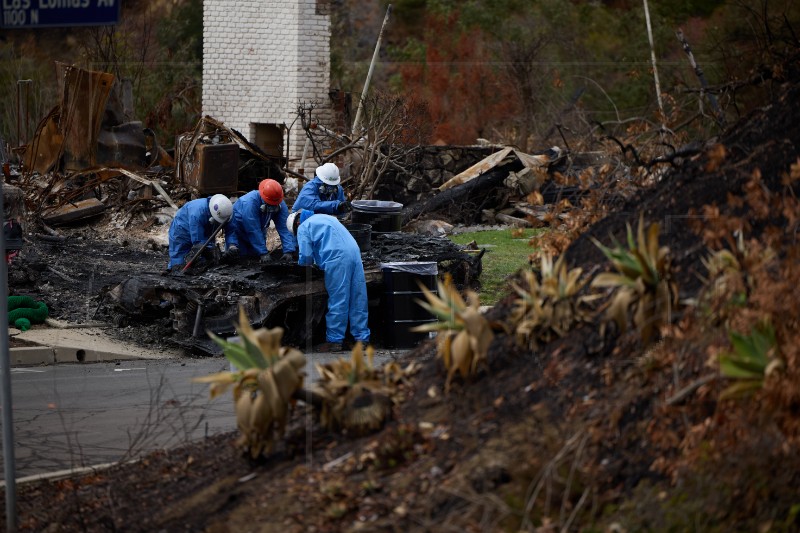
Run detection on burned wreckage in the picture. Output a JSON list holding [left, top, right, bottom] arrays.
[[107, 232, 482, 355], [4, 64, 584, 356]]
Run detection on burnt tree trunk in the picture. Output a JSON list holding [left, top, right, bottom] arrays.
[[401, 165, 519, 225]]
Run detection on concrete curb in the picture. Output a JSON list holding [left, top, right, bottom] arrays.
[[0, 460, 139, 489], [9, 327, 183, 367], [9, 346, 56, 366]]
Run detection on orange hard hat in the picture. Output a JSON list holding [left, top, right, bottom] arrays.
[[258, 179, 284, 206]]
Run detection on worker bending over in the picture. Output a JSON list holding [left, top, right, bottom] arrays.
[[287, 209, 370, 352], [167, 194, 232, 270], [292, 162, 351, 216], [224, 179, 295, 263]]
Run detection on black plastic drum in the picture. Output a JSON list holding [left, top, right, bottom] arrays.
[[351, 200, 403, 234]]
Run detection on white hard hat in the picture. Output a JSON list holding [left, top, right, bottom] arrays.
[[209, 194, 233, 223], [315, 162, 341, 186], [286, 210, 301, 235]]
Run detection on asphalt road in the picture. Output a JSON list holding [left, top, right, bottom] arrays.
[[0, 349, 403, 481], [2, 358, 233, 481]]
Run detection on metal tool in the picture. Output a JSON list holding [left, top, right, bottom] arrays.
[[181, 220, 227, 273]]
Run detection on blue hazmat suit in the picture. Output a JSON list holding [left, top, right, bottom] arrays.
[[291, 176, 346, 250], [168, 197, 218, 268], [292, 176, 345, 215], [225, 190, 295, 257], [296, 212, 370, 344]]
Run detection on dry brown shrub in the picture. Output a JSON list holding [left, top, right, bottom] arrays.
[[688, 203, 750, 249], [743, 169, 772, 220], [704, 143, 727, 172]]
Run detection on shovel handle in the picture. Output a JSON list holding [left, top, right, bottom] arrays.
[[182, 220, 227, 273]]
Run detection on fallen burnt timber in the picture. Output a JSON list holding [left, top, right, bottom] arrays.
[[401, 165, 516, 225], [400, 147, 595, 226], [105, 232, 482, 356]]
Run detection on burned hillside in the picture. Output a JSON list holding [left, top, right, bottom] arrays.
[[3, 41, 800, 533]]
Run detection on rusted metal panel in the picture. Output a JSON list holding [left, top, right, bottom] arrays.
[[24, 68, 154, 174], [183, 142, 239, 195], [176, 125, 239, 195], [24, 107, 63, 174], [59, 66, 115, 171]]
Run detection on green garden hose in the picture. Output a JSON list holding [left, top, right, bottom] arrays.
[[7, 295, 49, 331]]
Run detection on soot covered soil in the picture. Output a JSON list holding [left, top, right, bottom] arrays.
[[3, 61, 800, 532]]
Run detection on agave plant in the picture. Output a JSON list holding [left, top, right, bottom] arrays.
[[312, 342, 401, 436], [699, 244, 745, 325], [719, 321, 783, 399], [193, 307, 306, 458], [590, 215, 678, 345], [699, 232, 775, 325], [412, 274, 494, 393], [510, 253, 596, 350]]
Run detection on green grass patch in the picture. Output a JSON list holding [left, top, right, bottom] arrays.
[[449, 228, 545, 306]]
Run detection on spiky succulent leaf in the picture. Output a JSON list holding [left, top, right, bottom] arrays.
[[720, 380, 764, 400], [233, 307, 272, 368], [718, 322, 782, 399], [192, 370, 238, 399], [450, 329, 473, 380], [592, 272, 638, 289], [719, 355, 766, 379], [312, 343, 399, 433], [208, 331, 265, 371], [591, 216, 677, 345]]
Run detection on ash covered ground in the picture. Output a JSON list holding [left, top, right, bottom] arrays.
[[9, 224, 173, 345], [8, 220, 481, 353]]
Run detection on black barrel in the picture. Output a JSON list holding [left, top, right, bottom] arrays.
[[381, 262, 438, 349], [344, 223, 371, 252], [351, 200, 403, 234]]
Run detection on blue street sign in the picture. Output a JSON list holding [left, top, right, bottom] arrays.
[[1, 0, 120, 29]]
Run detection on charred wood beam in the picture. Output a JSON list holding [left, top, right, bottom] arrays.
[[116, 168, 178, 210], [283, 166, 309, 181], [401, 167, 511, 225], [495, 213, 532, 227]]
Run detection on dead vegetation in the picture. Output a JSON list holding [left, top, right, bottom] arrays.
[[296, 91, 432, 201], [2, 45, 799, 531]]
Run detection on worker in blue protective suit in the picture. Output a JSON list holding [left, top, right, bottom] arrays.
[[292, 162, 351, 216], [222, 179, 296, 263], [287, 209, 370, 352], [168, 194, 232, 270]]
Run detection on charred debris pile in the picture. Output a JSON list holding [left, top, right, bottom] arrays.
[[3, 65, 605, 353]]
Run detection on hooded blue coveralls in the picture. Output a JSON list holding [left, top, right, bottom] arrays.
[[292, 176, 345, 215], [296, 212, 370, 344], [168, 197, 218, 269], [224, 190, 296, 257]]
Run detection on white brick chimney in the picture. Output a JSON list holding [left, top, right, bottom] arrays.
[[203, 1, 330, 172]]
